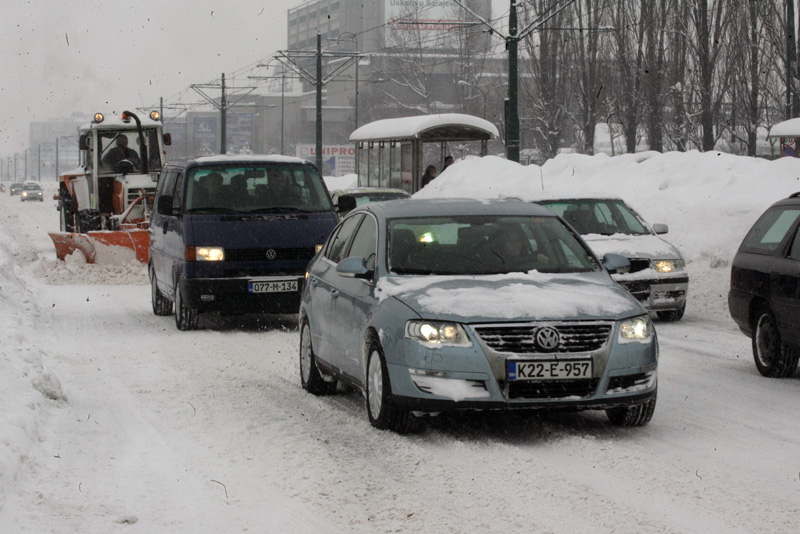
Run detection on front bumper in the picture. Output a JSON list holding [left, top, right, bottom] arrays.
[[616, 276, 688, 312], [179, 275, 304, 314], [383, 321, 658, 414]]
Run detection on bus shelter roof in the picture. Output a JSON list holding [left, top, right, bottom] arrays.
[[349, 113, 499, 143], [768, 117, 800, 138]]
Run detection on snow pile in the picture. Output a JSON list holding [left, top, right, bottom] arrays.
[[31, 258, 147, 285], [324, 173, 358, 191]]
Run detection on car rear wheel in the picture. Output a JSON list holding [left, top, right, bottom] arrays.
[[174, 278, 199, 331], [366, 339, 418, 433], [606, 389, 657, 427], [300, 319, 337, 395], [753, 307, 799, 378], [150, 266, 173, 316], [657, 304, 685, 322]]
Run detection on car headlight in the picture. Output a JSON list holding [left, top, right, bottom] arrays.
[[619, 315, 654, 343], [406, 320, 472, 347], [652, 259, 684, 273], [22, 192, 27, 197], [185, 246, 225, 261]]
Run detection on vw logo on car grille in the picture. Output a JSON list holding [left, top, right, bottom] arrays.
[[265, 249, 277, 260], [535, 326, 561, 352]]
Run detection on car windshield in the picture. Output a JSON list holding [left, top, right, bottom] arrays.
[[23, 183, 41, 191], [388, 215, 600, 275], [539, 199, 650, 235], [184, 163, 334, 214]]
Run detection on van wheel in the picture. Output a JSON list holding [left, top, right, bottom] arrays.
[[366, 339, 418, 433], [299, 319, 337, 395], [150, 266, 173, 316], [174, 278, 199, 331], [753, 306, 799, 377]]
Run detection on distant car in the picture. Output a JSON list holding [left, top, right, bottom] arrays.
[[729, 192, 800, 378], [538, 197, 688, 321], [9, 182, 23, 196], [299, 198, 658, 433], [20, 182, 44, 202], [330, 187, 411, 217], [0, 183, 5, 193]]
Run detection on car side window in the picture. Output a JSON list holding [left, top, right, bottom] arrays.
[[346, 215, 378, 270], [325, 214, 364, 264], [788, 226, 800, 260], [741, 208, 800, 255]]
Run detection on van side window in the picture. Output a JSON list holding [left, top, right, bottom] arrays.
[[156, 170, 180, 215]]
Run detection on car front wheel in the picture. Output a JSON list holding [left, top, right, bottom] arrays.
[[300, 319, 337, 395], [753, 307, 799, 378], [606, 389, 657, 427], [174, 278, 199, 331], [656, 304, 685, 322], [366, 339, 417, 433]]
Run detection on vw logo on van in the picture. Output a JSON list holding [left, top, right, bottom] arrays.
[[265, 249, 277, 260], [535, 326, 560, 352]]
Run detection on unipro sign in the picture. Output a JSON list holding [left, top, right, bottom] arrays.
[[296, 144, 356, 177]]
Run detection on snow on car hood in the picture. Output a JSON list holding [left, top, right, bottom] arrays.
[[376, 271, 643, 323], [581, 233, 681, 260]]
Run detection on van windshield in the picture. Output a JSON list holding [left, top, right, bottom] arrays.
[[184, 164, 334, 214]]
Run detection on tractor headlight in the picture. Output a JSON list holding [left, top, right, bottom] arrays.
[[406, 320, 471, 347], [653, 259, 684, 273], [619, 315, 654, 343]]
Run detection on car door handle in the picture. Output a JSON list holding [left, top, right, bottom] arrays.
[[309, 277, 318, 285], [330, 288, 339, 295]]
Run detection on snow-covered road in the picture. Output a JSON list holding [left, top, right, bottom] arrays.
[[1, 179, 798, 533]]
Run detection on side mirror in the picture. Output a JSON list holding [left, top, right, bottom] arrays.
[[336, 256, 373, 279], [337, 194, 357, 214], [652, 223, 668, 235], [162, 133, 172, 146], [602, 253, 630, 275], [156, 194, 175, 215], [79, 134, 90, 150]]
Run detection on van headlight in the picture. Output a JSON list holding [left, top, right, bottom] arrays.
[[653, 259, 684, 273], [619, 315, 654, 343], [185, 246, 225, 261], [406, 320, 471, 347]]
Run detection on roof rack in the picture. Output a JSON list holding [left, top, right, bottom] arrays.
[[790, 192, 800, 198]]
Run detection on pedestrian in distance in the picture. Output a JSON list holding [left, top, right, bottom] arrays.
[[420, 165, 438, 188]]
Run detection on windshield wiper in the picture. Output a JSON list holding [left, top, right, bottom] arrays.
[[247, 206, 314, 214], [184, 207, 244, 214]]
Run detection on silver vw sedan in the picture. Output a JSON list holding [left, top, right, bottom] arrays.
[[299, 199, 658, 433]]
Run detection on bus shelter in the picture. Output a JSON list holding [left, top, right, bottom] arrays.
[[768, 117, 800, 157], [349, 113, 499, 194]]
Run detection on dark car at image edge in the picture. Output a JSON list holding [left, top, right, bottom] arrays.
[[729, 191, 800, 377]]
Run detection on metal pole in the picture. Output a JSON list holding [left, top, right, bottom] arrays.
[[37, 145, 41, 181], [507, 0, 520, 162], [355, 52, 359, 130], [788, 0, 796, 119], [221, 73, 227, 154], [281, 73, 285, 155], [316, 33, 323, 171], [55, 138, 59, 178]]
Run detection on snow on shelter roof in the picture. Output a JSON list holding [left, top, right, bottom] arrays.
[[768, 117, 800, 138], [349, 113, 499, 143]]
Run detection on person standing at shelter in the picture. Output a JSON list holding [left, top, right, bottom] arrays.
[[420, 165, 437, 188], [443, 155, 454, 170]]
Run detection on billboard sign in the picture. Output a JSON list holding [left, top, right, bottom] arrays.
[[192, 116, 217, 156], [296, 144, 356, 177]]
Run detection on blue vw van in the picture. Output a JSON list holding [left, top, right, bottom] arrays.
[[149, 155, 338, 330]]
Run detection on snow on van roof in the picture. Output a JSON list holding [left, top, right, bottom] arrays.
[[349, 113, 499, 142], [768, 117, 800, 138]]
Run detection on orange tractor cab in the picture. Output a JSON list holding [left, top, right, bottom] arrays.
[[50, 110, 170, 263]]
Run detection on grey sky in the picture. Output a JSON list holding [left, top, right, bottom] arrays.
[[1, 0, 507, 157]]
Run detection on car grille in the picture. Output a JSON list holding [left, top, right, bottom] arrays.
[[628, 258, 651, 273], [472, 322, 613, 354], [225, 247, 315, 262], [507, 378, 600, 399]]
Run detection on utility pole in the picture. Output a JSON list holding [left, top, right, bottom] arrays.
[[452, 0, 577, 162], [277, 37, 358, 170], [191, 75, 255, 154], [788, 0, 796, 119], [316, 34, 323, 170]]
